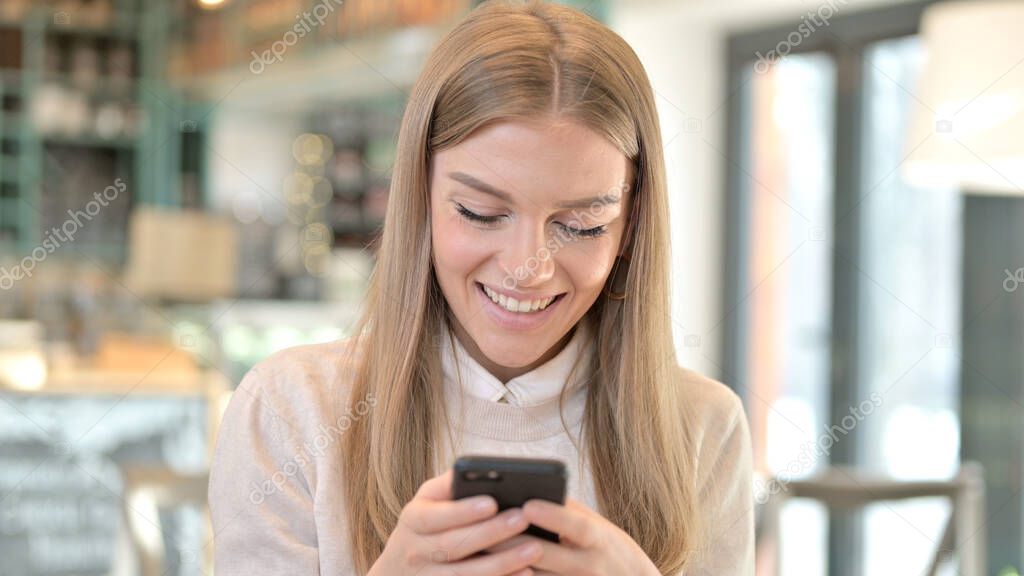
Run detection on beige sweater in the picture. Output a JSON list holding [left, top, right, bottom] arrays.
[[209, 323, 754, 575]]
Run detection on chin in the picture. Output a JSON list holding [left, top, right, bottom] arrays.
[[474, 332, 545, 367]]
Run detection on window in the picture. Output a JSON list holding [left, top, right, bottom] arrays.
[[725, 2, 963, 573], [742, 52, 836, 575], [858, 34, 961, 576]]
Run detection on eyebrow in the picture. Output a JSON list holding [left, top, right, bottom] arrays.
[[447, 171, 621, 210]]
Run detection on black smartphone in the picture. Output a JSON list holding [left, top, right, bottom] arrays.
[[452, 455, 567, 543]]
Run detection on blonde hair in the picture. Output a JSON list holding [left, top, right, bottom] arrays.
[[341, 1, 704, 573]]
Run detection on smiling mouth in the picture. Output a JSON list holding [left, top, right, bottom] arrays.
[[476, 282, 565, 313]]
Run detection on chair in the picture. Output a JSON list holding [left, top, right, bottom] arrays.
[[115, 467, 212, 576], [757, 463, 986, 575]]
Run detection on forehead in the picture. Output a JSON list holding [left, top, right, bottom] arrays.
[[431, 118, 633, 203]]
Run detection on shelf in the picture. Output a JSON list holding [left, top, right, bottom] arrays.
[[0, 206, 18, 245], [175, 21, 450, 109], [42, 21, 139, 40], [0, 70, 22, 90], [0, 1, 148, 264], [41, 133, 137, 149], [39, 74, 138, 98], [0, 12, 139, 40], [0, 204, 25, 245], [178, 0, 471, 83], [0, 239, 128, 262], [0, 113, 23, 133], [0, 155, 19, 174]]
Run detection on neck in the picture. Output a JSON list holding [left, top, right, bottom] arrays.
[[446, 313, 577, 384]]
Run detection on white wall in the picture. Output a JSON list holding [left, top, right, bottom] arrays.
[[609, 0, 914, 378]]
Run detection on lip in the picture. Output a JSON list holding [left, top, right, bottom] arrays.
[[474, 281, 565, 331], [478, 282, 564, 302]]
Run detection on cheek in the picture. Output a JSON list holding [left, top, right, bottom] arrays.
[[432, 212, 489, 284], [559, 243, 617, 292]]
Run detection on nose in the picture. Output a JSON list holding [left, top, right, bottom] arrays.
[[499, 220, 555, 290]]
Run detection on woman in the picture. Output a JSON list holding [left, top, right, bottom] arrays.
[[209, 1, 753, 574]]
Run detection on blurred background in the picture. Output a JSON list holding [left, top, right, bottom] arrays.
[[0, 0, 1020, 574]]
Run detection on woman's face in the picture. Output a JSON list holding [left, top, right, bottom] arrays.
[[429, 117, 633, 376]]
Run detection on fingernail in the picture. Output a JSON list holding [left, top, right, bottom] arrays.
[[473, 497, 494, 512], [506, 511, 523, 527], [518, 542, 539, 558]]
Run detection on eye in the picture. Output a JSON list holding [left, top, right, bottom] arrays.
[[455, 203, 504, 225], [455, 202, 607, 238], [558, 223, 608, 238]]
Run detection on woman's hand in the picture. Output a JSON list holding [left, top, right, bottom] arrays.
[[484, 497, 660, 576], [368, 468, 544, 576]]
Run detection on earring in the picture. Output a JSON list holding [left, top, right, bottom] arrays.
[[603, 254, 630, 300]]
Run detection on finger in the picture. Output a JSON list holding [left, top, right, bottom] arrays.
[[485, 535, 580, 574], [557, 497, 597, 521], [563, 497, 592, 513], [415, 468, 454, 501], [522, 499, 597, 548], [521, 538, 581, 573], [403, 494, 498, 535], [447, 538, 542, 576], [483, 534, 536, 554], [436, 507, 531, 560]]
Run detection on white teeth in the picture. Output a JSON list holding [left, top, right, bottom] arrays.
[[481, 284, 556, 313]]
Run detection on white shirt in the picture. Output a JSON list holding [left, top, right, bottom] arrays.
[[438, 316, 595, 407]]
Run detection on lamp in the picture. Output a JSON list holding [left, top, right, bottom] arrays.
[[903, 1, 1024, 194]]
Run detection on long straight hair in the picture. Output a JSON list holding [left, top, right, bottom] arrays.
[[341, 1, 705, 573]]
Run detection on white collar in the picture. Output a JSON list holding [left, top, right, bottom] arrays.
[[439, 315, 595, 407]]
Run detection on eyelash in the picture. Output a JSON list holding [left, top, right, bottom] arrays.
[[454, 203, 608, 238]]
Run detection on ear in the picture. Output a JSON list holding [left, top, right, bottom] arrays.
[[616, 187, 638, 258]]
